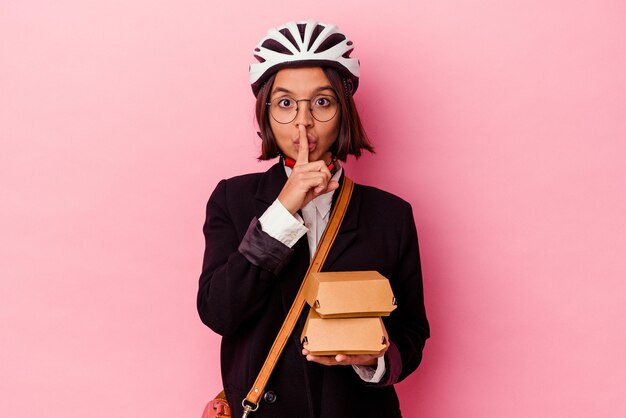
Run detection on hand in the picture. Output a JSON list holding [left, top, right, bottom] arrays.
[[277, 125, 339, 215], [301, 344, 388, 367]]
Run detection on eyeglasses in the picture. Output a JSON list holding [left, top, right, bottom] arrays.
[[266, 95, 339, 124]]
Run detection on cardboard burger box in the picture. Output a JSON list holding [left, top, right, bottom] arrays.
[[303, 271, 397, 318], [301, 310, 388, 355], [300, 271, 396, 355]]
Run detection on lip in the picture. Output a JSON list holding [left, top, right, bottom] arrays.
[[294, 141, 317, 152], [293, 135, 317, 152]]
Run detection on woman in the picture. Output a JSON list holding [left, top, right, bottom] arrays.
[[198, 20, 429, 418]]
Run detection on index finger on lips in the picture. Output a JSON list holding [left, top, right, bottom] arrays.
[[296, 125, 309, 165]]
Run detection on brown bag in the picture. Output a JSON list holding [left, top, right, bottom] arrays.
[[201, 178, 354, 418], [202, 391, 230, 418]]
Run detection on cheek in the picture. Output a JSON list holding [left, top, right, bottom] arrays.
[[325, 118, 341, 142], [269, 120, 292, 151], [268, 118, 280, 138]]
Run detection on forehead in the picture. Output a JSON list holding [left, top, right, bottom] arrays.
[[271, 67, 332, 95]]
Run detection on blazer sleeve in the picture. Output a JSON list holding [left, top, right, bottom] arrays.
[[197, 179, 294, 337], [375, 201, 430, 386]]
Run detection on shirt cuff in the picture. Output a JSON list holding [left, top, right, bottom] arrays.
[[238, 218, 294, 275], [258, 199, 308, 248], [352, 356, 386, 383]]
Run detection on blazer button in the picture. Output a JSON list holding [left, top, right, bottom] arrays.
[[263, 390, 277, 404]]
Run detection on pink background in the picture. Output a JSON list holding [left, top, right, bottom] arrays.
[[2, 1, 625, 417]]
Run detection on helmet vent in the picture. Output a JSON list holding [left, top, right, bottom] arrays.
[[314, 33, 346, 53], [307, 24, 325, 50], [261, 39, 294, 55], [342, 48, 354, 58], [296, 23, 307, 42], [278, 28, 301, 52]]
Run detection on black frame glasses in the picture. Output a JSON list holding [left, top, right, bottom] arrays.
[[266, 95, 339, 124]]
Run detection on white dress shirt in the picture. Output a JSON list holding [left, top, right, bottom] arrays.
[[258, 166, 386, 384]]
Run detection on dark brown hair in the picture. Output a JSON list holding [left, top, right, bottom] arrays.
[[255, 67, 374, 161]]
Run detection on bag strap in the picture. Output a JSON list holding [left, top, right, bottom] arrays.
[[241, 177, 354, 417]]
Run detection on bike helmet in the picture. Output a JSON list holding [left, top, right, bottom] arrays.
[[249, 20, 360, 96]]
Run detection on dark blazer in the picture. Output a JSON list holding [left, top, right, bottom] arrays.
[[198, 162, 429, 418]]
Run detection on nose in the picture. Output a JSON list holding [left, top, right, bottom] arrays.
[[294, 101, 314, 127]]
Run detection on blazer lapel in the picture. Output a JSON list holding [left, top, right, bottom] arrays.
[[322, 180, 360, 270], [253, 162, 288, 216]]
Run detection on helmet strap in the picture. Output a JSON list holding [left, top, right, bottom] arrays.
[[343, 78, 354, 96]]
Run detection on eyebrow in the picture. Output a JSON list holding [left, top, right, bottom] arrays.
[[271, 85, 335, 97]]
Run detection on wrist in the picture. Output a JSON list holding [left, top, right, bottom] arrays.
[[362, 357, 378, 366], [277, 195, 299, 215]]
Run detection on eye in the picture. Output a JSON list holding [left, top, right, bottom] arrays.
[[314, 96, 333, 107], [276, 98, 295, 109]]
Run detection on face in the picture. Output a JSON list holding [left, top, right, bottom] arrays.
[[269, 67, 340, 164]]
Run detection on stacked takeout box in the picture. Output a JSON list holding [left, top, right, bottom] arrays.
[[301, 271, 397, 355]]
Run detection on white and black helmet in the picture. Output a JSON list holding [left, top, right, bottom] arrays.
[[249, 20, 360, 96]]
